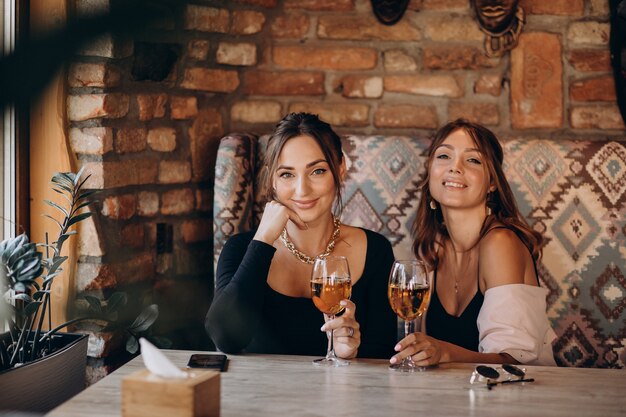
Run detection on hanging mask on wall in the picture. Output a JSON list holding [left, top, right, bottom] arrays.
[[371, 0, 410, 26], [472, 0, 525, 57]]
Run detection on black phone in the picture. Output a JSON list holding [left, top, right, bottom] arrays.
[[187, 353, 228, 371]]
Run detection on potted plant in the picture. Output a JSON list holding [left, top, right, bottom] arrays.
[[0, 168, 159, 412]]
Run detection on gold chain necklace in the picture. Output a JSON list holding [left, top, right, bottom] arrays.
[[280, 217, 341, 265]]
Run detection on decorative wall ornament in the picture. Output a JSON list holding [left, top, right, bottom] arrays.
[[610, 0, 626, 126], [371, 0, 410, 26], [472, 0, 525, 57]]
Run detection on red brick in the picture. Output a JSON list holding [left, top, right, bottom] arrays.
[[570, 76, 617, 102], [70, 127, 113, 155], [383, 49, 418, 72], [567, 50, 612, 72], [521, 0, 584, 16], [244, 71, 324, 95], [187, 40, 210, 60], [190, 109, 223, 182], [216, 42, 257, 66], [101, 194, 136, 220], [474, 74, 503, 96], [570, 105, 626, 130], [318, 16, 421, 41], [409, 0, 467, 10], [567, 22, 610, 45], [235, 0, 277, 7], [170, 96, 198, 119], [384, 75, 463, 97], [137, 94, 167, 121], [288, 103, 369, 127], [147, 127, 177, 152], [231, 101, 282, 123], [77, 263, 117, 292], [182, 219, 213, 243], [423, 46, 498, 70], [120, 224, 144, 248], [511, 33, 563, 129], [181, 68, 239, 92], [374, 104, 438, 129], [113, 252, 154, 284], [83, 160, 158, 189], [68, 63, 120, 88], [284, 0, 354, 11], [115, 128, 147, 153], [232, 10, 265, 35], [448, 102, 500, 126], [67, 93, 129, 121], [161, 189, 195, 215], [158, 161, 192, 184], [271, 13, 309, 38], [424, 16, 482, 41], [184, 5, 229, 33], [196, 189, 212, 212], [337, 75, 383, 98], [273, 46, 377, 70], [137, 191, 159, 217], [77, 217, 105, 257]]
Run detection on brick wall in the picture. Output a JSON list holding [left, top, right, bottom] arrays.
[[66, 0, 624, 375]]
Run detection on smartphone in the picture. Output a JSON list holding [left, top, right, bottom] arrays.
[[187, 353, 228, 372]]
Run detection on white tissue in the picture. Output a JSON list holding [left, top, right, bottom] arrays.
[[139, 337, 188, 379]]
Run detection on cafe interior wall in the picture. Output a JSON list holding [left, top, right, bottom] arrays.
[[62, 0, 625, 381]]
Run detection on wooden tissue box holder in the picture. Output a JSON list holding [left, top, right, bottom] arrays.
[[122, 369, 220, 417]]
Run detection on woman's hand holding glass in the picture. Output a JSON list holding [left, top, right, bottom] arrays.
[[387, 260, 432, 372], [310, 255, 354, 366], [320, 299, 360, 360]]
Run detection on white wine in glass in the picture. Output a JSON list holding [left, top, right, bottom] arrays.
[[388, 260, 430, 372], [310, 255, 352, 367]]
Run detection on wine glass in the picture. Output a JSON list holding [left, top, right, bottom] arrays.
[[310, 255, 352, 367], [388, 259, 431, 372]]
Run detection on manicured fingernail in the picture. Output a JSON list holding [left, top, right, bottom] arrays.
[[394, 344, 401, 351], [320, 325, 326, 331], [390, 357, 397, 364], [340, 300, 347, 306]]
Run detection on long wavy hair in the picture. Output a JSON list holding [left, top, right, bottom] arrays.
[[413, 119, 542, 270], [258, 112, 344, 216]]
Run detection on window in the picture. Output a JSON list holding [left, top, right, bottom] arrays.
[[1, 0, 16, 241]]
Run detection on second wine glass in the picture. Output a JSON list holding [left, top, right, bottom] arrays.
[[310, 255, 352, 367], [388, 259, 431, 372]]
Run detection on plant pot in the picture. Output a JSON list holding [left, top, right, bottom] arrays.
[[0, 332, 88, 412]]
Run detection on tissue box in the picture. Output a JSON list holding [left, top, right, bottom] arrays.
[[122, 369, 220, 417]]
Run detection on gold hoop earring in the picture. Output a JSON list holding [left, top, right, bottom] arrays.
[[429, 200, 437, 210], [486, 206, 492, 216]]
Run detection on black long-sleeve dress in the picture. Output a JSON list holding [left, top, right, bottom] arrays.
[[205, 228, 397, 359]]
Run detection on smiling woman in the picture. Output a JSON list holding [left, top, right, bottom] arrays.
[[205, 113, 397, 360]]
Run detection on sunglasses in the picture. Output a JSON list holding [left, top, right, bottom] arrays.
[[470, 364, 535, 390]]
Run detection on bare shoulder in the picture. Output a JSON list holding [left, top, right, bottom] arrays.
[[339, 224, 367, 246], [479, 227, 530, 288]]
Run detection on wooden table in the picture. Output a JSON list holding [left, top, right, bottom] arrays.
[[47, 351, 626, 417]]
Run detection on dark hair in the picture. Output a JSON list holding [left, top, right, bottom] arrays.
[[413, 119, 542, 269], [259, 112, 344, 215]]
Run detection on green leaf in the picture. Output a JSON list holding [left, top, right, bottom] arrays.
[[83, 295, 103, 314], [67, 212, 92, 228], [126, 336, 139, 354], [128, 304, 159, 332], [12, 293, 33, 302], [43, 200, 69, 217], [23, 301, 42, 316], [42, 214, 63, 230], [105, 292, 127, 314], [32, 290, 49, 300]]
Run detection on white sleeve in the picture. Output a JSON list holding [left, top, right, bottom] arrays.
[[477, 284, 557, 366]]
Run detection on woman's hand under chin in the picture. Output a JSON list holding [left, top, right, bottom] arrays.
[[321, 300, 361, 359], [253, 200, 307, 245]]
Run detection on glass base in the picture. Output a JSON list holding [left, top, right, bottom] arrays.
[[388, 357, 428, 372], [313, 357, 350, 367]]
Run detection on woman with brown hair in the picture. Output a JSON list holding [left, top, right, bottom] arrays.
[[391, 119, 556, 367], [206, 112, 397, 359]]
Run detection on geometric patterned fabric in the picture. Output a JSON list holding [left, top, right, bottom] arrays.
[[214, 133, 626, 368]]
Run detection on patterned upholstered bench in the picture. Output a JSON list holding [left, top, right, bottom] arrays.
[[213, 133, 626, 368]]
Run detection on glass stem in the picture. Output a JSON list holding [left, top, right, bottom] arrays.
[[403, 319, 415, 366], [327, 315, 336, 359]]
